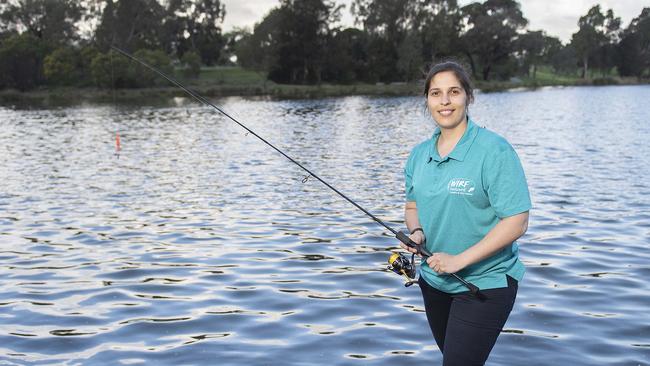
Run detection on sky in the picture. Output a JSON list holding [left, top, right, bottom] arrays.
[[220, 0, 649, 43]]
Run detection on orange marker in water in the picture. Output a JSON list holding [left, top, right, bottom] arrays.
[[115, 133, 121, 157]]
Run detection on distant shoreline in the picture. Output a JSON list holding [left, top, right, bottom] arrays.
[[1, 76, 647, 106]]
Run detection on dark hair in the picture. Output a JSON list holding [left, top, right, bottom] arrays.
[[423, 60, 474, 105]]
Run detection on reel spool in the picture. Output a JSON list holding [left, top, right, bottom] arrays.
[[388, 252, 418, 287]]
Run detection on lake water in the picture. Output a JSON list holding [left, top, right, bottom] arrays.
[[1, 85, 649, 365]]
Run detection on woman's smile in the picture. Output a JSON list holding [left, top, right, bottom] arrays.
[[437, 108, 455, 117]]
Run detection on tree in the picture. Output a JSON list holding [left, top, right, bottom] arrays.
[[570, 5, 621, 78], [396, 31, 422, 81], [322, 27, 370, 83], [617, 7, 650, 77], [516, 30, 560, 79], [0, 0, 82, 46], [238, 0, 340, 84], [352, 0, 413, 82], [220, 29, 247, 65], [0, 33, 48, 90], [352, 0, 412, 47], [412, 0, 463, 63], [275, 0, 341, 84], [167, 0, 226, 65], [548, 43, 577, 75], [460, 0, 528, 81], [235, 9, 285, 83], [94, 0, 167, 51]]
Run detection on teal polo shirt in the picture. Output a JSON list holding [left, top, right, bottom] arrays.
[[404, 118, 531, 293]]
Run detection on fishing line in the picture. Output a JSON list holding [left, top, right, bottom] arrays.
[[110, 48, 120, 158], [110, 45, 483, 298]]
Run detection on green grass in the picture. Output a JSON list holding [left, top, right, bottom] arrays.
[[175, 66, 267, 86], [530, 67, 581, 84], [172, 65, 422, 98]]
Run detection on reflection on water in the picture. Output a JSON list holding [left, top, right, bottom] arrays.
[[1, 86, 649, 365]]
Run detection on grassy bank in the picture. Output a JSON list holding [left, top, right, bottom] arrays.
[[1, 65, 648, 105]]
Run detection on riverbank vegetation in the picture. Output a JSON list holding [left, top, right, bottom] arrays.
[[0, 0, 648, 100]]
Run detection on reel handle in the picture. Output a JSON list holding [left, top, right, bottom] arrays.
[[395, 231, 484, 300]]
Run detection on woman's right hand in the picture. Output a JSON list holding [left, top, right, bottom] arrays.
[[400, 231, 425, 255]]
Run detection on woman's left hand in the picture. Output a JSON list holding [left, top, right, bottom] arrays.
[[426, 252, 466, 274]]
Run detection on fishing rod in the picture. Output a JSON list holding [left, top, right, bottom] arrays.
[[110, 45, 483, 299]]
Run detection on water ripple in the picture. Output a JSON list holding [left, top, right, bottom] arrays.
[[1, 87, 650, 365]]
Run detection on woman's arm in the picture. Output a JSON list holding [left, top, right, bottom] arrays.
[[401, 201, 425, 249], [427, 211, 529, 274]]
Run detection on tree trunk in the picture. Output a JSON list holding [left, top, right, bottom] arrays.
[[532, 64, 537, 79], [482, 64, 491, 81], [315, 66, 322, 85], [464, 52, 477, 80], [303, 64, 308, 84], [582, 55, 588, 79]]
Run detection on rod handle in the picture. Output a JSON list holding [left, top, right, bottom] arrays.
[[396, 231, 431, 257], [450, 273, 486, 300]]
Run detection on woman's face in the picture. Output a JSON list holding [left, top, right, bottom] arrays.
[[426, 71, 468, 130]]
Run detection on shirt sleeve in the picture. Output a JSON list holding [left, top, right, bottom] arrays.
[[404, 151, 416, 202], [483, 146, 532, 218]]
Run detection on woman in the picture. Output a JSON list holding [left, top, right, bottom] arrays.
[[401, 61, 531, 366]]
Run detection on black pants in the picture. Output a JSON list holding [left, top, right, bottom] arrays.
[[418, 275, 518, 366]]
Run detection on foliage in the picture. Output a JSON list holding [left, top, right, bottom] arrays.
[[352, 0, 412, 42], [516, 31, 562, 79], [460, 0, 528, 81], [219, 29, 246, 66], [181, 51, 201, 78], [235, 8, 284, 80], [89, 48, 171, 88], [352, 0, 412, 82], [90, 50, 134, 88], [131, 49, 173, 87], [617, 7, 650, 77], [269, 0, 341, 84], [570, 5, 621, 78], [396, 32, 423, 81], [322, 28, 370, 83], [94, 0, 168, 52], [548, 44, 578, 76], [415, 0, 463, 62], [79, 46, 101, 86], [43, 47, 83, 86], [167, 0, 226, 65], [0, 33, 48, 91], [238, 0, 341, 84], [1, 0, 650, 91], [0, 0, 82, 46]]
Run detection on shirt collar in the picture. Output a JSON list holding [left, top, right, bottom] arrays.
[[429, 118, 480, 163]]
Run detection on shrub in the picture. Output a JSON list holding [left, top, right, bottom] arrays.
[[90, 50, 135, 88], [78, 46, 100, 87], [132, 49, 173, 87], [181, 51, 201, 78], [89, 48, 172, 88], [44, 47, 83, 86], [0, 33, 48, 91]]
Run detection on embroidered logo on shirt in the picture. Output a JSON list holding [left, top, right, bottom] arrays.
[[447, 178, 476, 196]]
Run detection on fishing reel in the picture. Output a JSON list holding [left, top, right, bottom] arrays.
[[388, 252, 418, 287]]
